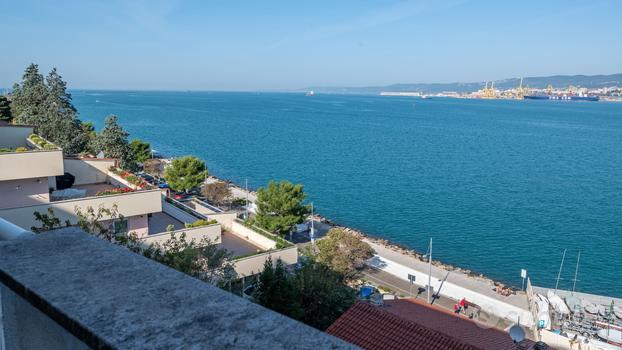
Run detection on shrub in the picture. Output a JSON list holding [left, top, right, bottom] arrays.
[[96, 187, 135, 196], [43, 143, 57, 150], [15, 147, 28, 152], [0, 148, 14, 152], [185, 219, 218, 228]]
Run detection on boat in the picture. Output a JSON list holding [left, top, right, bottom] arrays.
[[536, 294, 551, 329], [306, 90, 315, 96], [597, 329, 622, 347], [565, 296, 582, 314], [547, 290, 570, 315], [524, 94, 599, 101], [582, 299, 599, 314]]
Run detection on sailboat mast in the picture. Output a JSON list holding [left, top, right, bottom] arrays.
[[571, 251, 581, 295], [554, 249, 567, 294]]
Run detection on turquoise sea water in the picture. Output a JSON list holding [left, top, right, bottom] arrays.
[[72, 91, 622, 297]]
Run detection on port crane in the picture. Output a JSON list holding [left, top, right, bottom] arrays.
[[483, 81, 496, 99], [515, 77, 525, 99]]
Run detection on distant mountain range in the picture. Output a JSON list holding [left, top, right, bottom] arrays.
[[300, 73, 622, 94]]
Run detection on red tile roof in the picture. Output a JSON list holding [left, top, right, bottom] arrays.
[[327, 300, 535, 350]]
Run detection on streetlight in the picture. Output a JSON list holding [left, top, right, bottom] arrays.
[[422, 238, 433, 304]]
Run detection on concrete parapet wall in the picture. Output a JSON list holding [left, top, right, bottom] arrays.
[[162, 200, 202, 224], [0, 190, 162, 229], [0, 149, 64, 181], [63, 158, 115, 186], [142, 224, 221, 246], [233, 246, 298, 277], [230, 220, 277, 250]]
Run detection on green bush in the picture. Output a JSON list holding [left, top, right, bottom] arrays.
[[15, 147, 28, 152], [43, 143, 57, 150], [185, 219, 218, 228], [0, 148, 14, 152]]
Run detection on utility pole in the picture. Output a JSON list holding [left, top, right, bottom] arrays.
[[554, 249, 567, 294], [427, 237, 433, 304]]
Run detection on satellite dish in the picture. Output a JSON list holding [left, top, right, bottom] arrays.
[[509, 324, 525, 343]]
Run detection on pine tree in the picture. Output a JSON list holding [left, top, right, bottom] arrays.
[[11, 64, 86, 154], [0, 96, 12, 122], [93, 115, 136, 169], [11, 63, 48, 121]]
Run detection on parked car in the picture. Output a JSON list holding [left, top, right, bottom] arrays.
[[173, 192, 189, 200]]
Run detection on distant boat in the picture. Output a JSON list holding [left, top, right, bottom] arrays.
[[421, 95, 431, 99], [306, 90, 315, 96]]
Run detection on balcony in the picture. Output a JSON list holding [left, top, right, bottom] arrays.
[[0, 126, 64, 182], [0, 189, 162, 230], [0, 221, 353, 349]]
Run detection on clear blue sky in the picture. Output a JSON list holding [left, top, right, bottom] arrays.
[[2, 0, 621, 91]]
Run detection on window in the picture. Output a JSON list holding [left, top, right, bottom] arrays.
[[112, 219, 128, 234]]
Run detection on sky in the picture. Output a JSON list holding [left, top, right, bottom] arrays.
[[1, 0, 621, 91]]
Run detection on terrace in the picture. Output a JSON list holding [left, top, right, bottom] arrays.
[[0, 221, 352, 349], [0, 125, 64, 182]]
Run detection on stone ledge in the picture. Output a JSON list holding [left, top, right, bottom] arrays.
[[0, 229, 355, 349]]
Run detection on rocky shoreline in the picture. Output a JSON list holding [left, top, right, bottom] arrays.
[[213, 175, 520, 294]]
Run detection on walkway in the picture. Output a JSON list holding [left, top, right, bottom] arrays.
[[365, 239, 533, 327]]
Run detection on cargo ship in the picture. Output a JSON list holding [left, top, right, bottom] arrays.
[[524, 94, 599, 101]]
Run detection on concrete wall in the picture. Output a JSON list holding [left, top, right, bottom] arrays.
[[233, 246, 298, 277], [208, 212, 237, 230], [1, 284, 90, 350], [0, 177, 50, 210], [162, 200, 203, 224], [0, 125, 33, 148], [183, 199, 236, 230], [128, 215, 149, 238], [141, 224, 221, 246], [0, 189, 162, 230], [63, 158, 115, 186], [367, 255, 534, 327], [0, 150, 64, 181], [230, 220, 277, 250]]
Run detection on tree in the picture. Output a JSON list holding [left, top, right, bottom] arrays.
[[144, 232, 236, 286], [316, 228, 374, 279], [255, 180, 309, 237], [252, 257, 301, 318], [143, 158, 164, 178], [94, 115, 135, 169], [203, 181, 231, 206], [0, 96, 12, 122], [12, 65, 86, 154], [130, 139, 151, 163], [81, 121, 98, 155], [252, 258, 356, 330], [164, 156, 208, 193], [293, 261, 356, 330], [10, 63, 48, 119]]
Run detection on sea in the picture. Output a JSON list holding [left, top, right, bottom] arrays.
[[72, 91, 622, 297]]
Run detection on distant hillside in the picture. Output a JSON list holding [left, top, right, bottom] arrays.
[[302, 73, 622, 94]]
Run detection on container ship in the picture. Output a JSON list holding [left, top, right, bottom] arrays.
[[524, 94, 599, 101]]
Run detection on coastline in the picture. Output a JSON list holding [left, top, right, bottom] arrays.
[[208, 173, 518, 293]]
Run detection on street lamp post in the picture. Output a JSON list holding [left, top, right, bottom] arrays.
[[427, 237, 433, 304]]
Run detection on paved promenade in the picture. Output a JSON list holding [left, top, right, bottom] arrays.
[[365, 239, 534, 327]]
